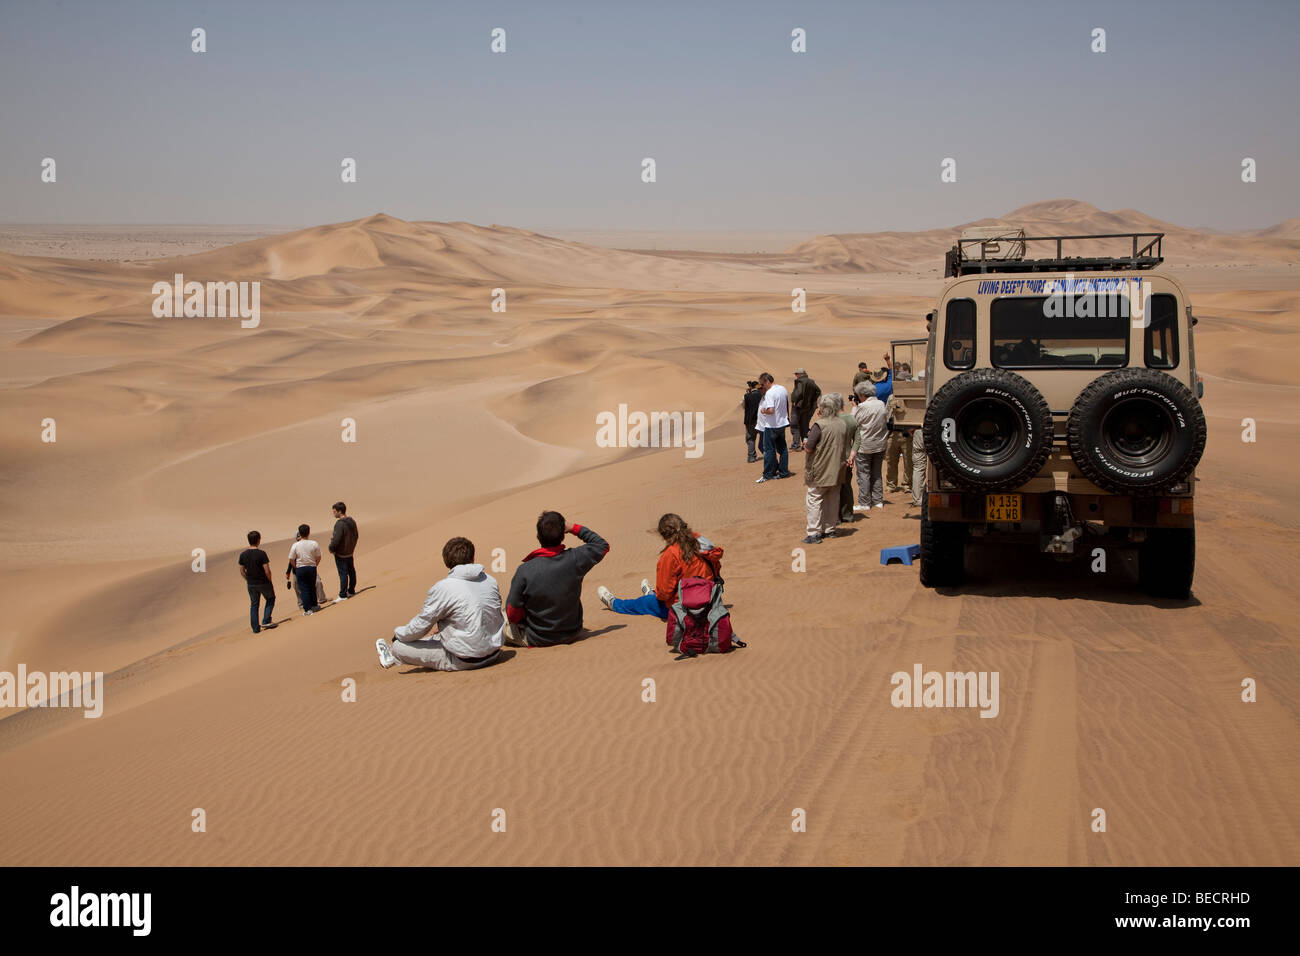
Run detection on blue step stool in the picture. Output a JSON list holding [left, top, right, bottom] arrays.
[[880, 544, 921, 566]]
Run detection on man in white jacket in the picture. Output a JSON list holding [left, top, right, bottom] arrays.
[[375, 537, 505, 672]]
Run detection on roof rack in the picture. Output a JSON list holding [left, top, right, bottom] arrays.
[[945, 233, 1164, 277]]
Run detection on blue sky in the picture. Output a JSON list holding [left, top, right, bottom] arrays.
[[1, 0, 1296, 231]]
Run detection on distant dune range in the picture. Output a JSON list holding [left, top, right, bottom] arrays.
[[0, 200, 1296, 865]]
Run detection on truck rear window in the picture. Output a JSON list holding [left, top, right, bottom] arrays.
[[991, 297, 1128, 369], [1144, 294, 1179, 369], [944, 299, 976, 370]]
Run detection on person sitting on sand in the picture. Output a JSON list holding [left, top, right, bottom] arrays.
[[286, 524, 323, 616], [596, 513, 723, 620], [504, 512, 609, 647], [375, 536, 504, 672]]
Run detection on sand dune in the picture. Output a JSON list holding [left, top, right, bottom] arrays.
[[0, 203, 1297, 865]]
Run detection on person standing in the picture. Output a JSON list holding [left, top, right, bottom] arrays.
[[851, 382, 889, 511], [286, 524, 323, 615], [789, 368, 821, 452], [801, 394, 852, 543], [328, 501, 359, 601], [910, 425, 927, 511], [833, 393, 859, 523], [883, 394, 913, 494], [852, 361, 873, 389], [742, 380, 762, 463], [238, 530, 277, 634], [873, 355, 894, 402], [755, 372, 792, 483]]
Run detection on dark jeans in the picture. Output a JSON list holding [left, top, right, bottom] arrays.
[[762, 427, 790, 478], [248, 581, 275, 633], [294, 565, 320, 612], [334, 554, 357, 597]]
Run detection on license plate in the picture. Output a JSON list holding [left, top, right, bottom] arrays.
[[985, 494, 1022, 522]]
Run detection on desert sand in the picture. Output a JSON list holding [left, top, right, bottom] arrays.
[[0, 199, 1297, 865]]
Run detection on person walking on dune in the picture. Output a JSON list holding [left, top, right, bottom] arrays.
[[504, 512, 609, 647], [596, 513, 723, 620], [755, 372, 792, 482], [802, 393, 852, 543], [328, 500, 359, 602], [286, 524, 323, 615], [238, 530, 277, 634], [375, 536, 504, 672]]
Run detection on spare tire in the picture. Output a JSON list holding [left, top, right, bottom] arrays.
[[1066, 368, 1206, 495], [923, 368, 1054, 492]]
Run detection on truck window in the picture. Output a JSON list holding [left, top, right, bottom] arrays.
[[991, 297, 1128, 369], [1144, 294, 1179, 369], [892, 343, 920, 380], [944, 299, 975, 370]]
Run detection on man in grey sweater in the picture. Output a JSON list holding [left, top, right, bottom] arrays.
[[505, 512, 609, 646]]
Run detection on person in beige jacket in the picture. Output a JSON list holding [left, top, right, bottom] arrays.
[[801, 394, 852, 544], [884, 393, 913, 493]]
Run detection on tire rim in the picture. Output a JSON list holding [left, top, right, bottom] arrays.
[[956, 396, 1024, 467], [1099, 397, 1174, 468]]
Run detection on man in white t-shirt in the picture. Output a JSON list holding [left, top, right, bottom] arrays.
[[285, 523, 324, 615], [755, 371, 793, 482]]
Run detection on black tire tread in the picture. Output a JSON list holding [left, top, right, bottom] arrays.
[[1067, 368, 1207, 495], [923, 368, 1054, 493]]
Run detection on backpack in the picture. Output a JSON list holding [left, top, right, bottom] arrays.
[[664, 575, 746, 659]]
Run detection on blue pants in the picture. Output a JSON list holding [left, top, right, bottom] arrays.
[[763, 427, 790, 478], [248, 582, 275, 633], [610, 593, 669, 620], [294, 565, 320, 612], [335, 554, 357, 597]]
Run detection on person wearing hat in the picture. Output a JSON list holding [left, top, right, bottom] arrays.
[[742, 380, 762, 462], [789, 368, 821, 452]]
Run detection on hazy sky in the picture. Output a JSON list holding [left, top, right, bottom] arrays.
[[1, 0, 1297, 232]]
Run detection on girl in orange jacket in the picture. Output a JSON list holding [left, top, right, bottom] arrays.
[[597, 514, 722, 620]]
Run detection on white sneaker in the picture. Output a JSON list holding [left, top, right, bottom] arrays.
[[304, 609, 314, 616], [334, 595, 348, 603], [874, 503, 884, 509], [853, 504, 869, 512], [375, 639, 397, 669], [597, 586, 615, 610], [640, 579, 654, 596]]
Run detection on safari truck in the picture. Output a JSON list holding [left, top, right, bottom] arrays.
[[898, 231, 1207, 598]]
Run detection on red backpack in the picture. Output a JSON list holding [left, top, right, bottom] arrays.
[[664, 568, 745, 659]]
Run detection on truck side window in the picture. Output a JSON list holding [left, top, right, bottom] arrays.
[[1144, 294, 1179, 369], [944, 299, 976, 370]]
